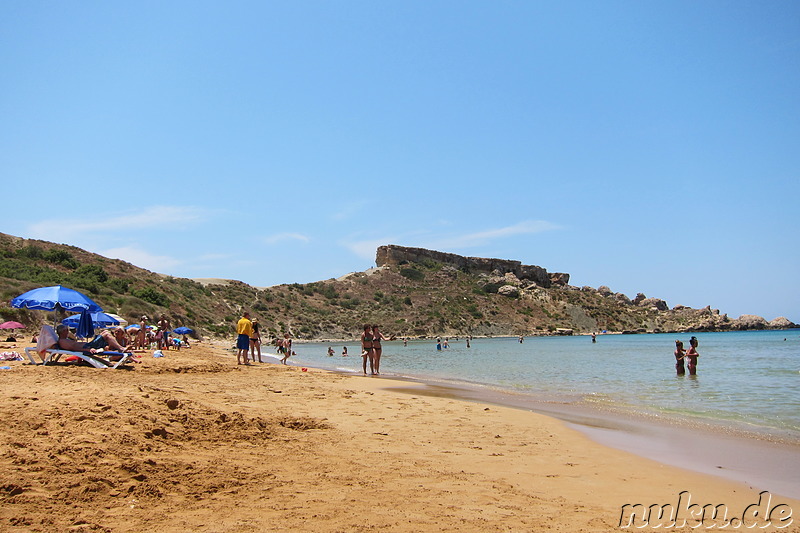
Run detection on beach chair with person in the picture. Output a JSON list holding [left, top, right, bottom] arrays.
[[24, 324, 134, 369]]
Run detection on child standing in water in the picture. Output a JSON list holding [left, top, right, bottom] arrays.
[[674, 340, 686, 375]]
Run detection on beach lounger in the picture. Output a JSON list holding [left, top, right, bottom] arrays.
[[24, 325, 132, 369], [24, 347, 132, 369]]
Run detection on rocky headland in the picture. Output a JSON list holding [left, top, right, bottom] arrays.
[[0, 233, 795, 340]]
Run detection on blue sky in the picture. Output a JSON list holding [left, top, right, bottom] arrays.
[[2, 1, 798, 321]]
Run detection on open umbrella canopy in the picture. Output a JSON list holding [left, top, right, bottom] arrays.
[[11, 285, 103, 313], [104, 313, 128, 327], [63, 312, 121, 328], [173, 326, 193, 335], [125, 324, 140, 331], [0, 321, 25, 330]]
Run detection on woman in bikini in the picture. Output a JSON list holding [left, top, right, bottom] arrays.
[[686, 336, 699, 375], [249, 319, 262, 363], [371, 324, 390, 375], [360, 324, 374, 375], [136, 315, 147, 350], [674, 340, 686, 375]]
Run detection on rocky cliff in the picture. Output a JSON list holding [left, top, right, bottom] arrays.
[[376, 245, 569, 288]]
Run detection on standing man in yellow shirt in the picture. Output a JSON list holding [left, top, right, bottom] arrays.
[[236, 311, 253, 365]]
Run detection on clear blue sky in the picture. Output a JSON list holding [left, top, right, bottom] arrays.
[[2, 1, 798, 321]]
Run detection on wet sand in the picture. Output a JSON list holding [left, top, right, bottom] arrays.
[[0, 340, 797, 532], [381, 380, 800, 500]]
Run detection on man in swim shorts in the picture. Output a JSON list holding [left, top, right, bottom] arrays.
[[236, 312, 253, 365], [55, 324, 127, 353]]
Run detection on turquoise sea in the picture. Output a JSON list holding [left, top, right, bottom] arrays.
[[291, 330, 800, 440]]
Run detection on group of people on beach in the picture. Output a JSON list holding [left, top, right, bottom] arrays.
[[236, 311, 293, 365], [674, 336, 699, 375]]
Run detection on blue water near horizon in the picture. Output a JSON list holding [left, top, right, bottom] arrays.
[[290, 330, 800, 439]]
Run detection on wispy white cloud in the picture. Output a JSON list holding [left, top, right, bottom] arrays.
[[341, 236, 400, 261], [27, 206, 205, 242], [99, 246, 181, 273], [262, 233, 310, 245], [342, 220, 560, 263], [423, 220, 561, 250]]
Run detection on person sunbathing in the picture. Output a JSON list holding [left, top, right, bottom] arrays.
[[55, 324, 127, 353]]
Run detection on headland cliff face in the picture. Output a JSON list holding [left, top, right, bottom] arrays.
[[376, 245, 570, 288]]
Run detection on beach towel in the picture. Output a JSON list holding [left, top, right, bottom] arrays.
[[35, 325, 58, 356], [0, 351, 22, 361]]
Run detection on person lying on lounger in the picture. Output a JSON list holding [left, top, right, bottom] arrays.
[[54, 324, 127, 354]]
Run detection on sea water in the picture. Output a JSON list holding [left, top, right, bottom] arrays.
[[291, 330, 800, 439]]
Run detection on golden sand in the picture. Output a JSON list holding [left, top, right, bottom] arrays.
[[0, 341, 796, 532]]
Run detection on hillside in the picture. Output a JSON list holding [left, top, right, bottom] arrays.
[[0, 233, 794, 340]]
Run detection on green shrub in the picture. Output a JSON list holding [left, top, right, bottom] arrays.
[[43, 249, 79, 269], [400, 268, 424, 281], [108, 278, 129, 293], [483, 282, 502, 294], [16, 245, 43, 259], [132, 287, 169, 307], [75, 264, 108, 283]]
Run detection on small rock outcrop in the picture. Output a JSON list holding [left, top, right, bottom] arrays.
[[769, 317, 796, 329], [597, 285, 613, 297], [614, 292, 632, 304], [638, 297, 668, 311], [497, 285, 520, 297], [732, 314, 768, 330]]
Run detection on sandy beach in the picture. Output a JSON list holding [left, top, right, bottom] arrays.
[[0, 340, 797, 532]]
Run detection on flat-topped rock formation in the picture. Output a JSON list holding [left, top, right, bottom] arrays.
[[376, 245, 569, 288]]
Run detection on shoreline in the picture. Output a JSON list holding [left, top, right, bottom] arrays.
[[278, 342, 800, 500], [369, 375, 800, 500]]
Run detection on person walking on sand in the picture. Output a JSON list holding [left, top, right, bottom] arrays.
[[686, 336, 699, 375], [371, 324, 390, 375], [674, 340, 686, 376], [280, 332, 292, 364], [360, 324, 374, 375], [250, 319, 263, 363], [236, 312, 253, 365]]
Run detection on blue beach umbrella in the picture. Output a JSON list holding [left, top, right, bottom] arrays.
[[63, 312, 121, 328], [11, 285, 103, 313], [76, 307, 95, 339], [173, 326, 193, 335]]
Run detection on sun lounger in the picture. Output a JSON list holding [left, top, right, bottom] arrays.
[[24, 347, 132, 369], [24, 325, 133, 369]]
